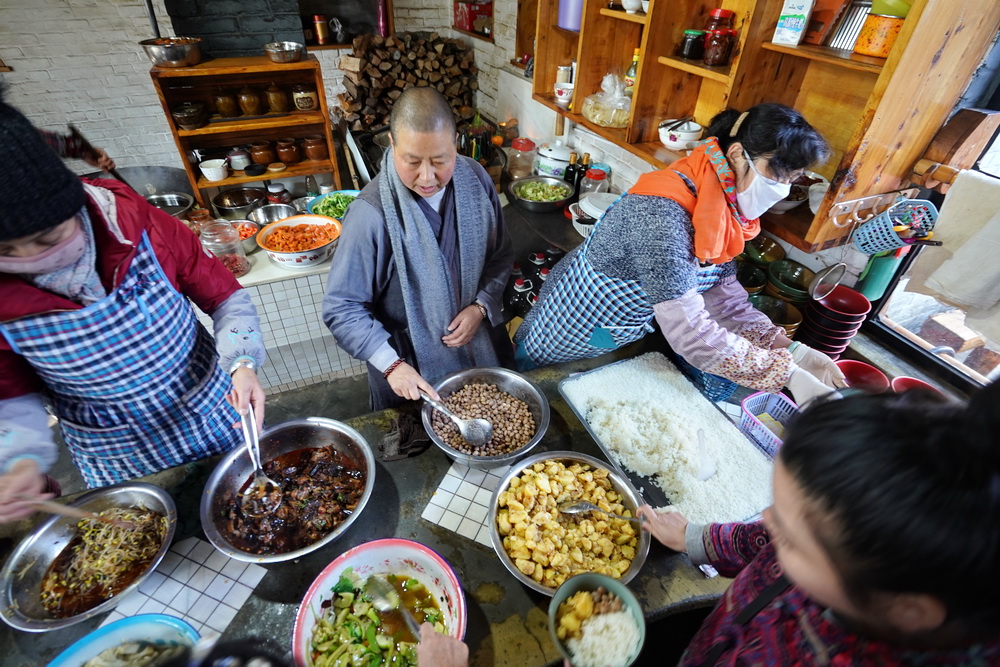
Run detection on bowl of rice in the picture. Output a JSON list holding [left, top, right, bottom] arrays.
[[549, 573, 645, 667], [256, 214, 342, 270]]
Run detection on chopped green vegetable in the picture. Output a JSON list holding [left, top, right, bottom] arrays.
[[516, 181, 570, 202], [314, 192, 357, 219]]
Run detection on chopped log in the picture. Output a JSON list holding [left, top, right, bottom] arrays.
[[378, 60, 393, 72], [387, 89, 402, 101], [428, 71, 443, 83], [339, 55, 363, 72]]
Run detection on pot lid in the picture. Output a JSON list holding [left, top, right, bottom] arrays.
[[579, 192, 618, 219], [537, 140, 572, 162], [511, 137, 536, 151]]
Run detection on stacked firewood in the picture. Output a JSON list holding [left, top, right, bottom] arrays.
[[336, 32, 479, 132]]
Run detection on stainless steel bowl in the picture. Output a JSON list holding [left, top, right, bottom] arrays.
[[248, 203, 297, 226], [212, 187, 266, 220], [506, 176, 573, 213], [0, 483, 177, 632], [145, 192, 194, 219], [421, 367, 550, 469], [488, 452, 650, 596], [200, 417, 376, 563], [230, 219, 261, 254], [139, 37, 202, 68], [263, 41, 305, 63]]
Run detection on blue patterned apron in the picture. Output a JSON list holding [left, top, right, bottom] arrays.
[[0, 232, 242, 487]]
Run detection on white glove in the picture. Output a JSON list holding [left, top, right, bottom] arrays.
[[791, 344, 848, 388], [785, 367, 839, 406]]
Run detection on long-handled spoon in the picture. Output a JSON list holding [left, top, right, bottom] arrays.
[[239, 403, 283, 517], [365, 575, 422, 641], [419, 391, 493, 448], [558, 500, 644, 524]]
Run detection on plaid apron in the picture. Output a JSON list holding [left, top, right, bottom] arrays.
[[519, 210, 726, 366], [0, 232, 241, 487]]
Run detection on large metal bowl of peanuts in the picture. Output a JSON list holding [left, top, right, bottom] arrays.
[[421, 367, 550, 469]]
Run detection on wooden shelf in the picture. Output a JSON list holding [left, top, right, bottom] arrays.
[[760, 42, 884, 74], [598, 8, 648, 25], [310, 44, 353, 50], [657, 55, 732, 83], [761, 206, 816, 252], [452, 25, 494, 42], [551, 24, 581, 37], [627, 141, 681, 170], [196, 159, 334, 189], [151, 55, 321, 77], [178, 112, 327, 137]]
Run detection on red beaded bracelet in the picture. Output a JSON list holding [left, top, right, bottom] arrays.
[[383, 358, 404, 379]]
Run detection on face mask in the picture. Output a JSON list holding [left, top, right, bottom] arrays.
[[0, 223, 86, 275], [736, 150, 791, 220]]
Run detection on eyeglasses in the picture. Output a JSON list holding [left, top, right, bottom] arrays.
[[743, 150, 803, 185]]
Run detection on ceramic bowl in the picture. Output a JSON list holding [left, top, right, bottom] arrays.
[[812, 285, 871, 322], [292, 538, 467, 665], [891, 376, 944, 396], [257, 214, 342, 270], [836, 360, 889, 393], [743, 236, 786, 268], [199, 158, 229, 182], [767, 184, 809, 214], [736, 261, 767, 293], [658, 120, 703, 151], [548, 574, 645, 667], [553, 82, 575, 108], [48, 614, 198, 667], [768, 260, 816, 300], [748, 294, 802, 330]]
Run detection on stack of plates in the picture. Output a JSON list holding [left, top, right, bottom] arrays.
[[736, 261, 766, 294], [796, 285, 871, 359], [741, 236, 785, 269]]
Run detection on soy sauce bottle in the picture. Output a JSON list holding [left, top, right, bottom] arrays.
[[563, 151, 584, 203]]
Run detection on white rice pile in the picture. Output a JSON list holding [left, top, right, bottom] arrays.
[[566, 611, 641, 667], [561, 352, 773, 523]]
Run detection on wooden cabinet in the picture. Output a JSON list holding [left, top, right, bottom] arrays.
[[150, 55, 341, 208], [532, 0, 1000, 252]]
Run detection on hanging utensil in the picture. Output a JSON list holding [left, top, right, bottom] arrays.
[[239, 403, 283, 517], [419, 391, 493, 448]]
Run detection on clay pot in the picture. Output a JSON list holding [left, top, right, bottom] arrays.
[[238, 85, 264, 116], [250, 141, 276, 165], [303, 135, 328, 160], [276, 138, 301, 164], [213, 90, 240, 118]]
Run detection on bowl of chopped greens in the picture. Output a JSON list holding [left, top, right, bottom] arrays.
[[507, 176, 573, 213], [292, 538, 466, 667], [308, 189, 361, 220]]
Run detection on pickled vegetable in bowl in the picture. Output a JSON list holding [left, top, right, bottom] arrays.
[[516, 180, 571, 202]]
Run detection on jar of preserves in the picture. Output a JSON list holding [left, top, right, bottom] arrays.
[[200, 222, 250, 277], [250, 141, 276, 165], [186, 208, 213, 235], [292, 84, 319, 111], [508, 137, 537, 180], [703, 30, 734, 67], [276, 138, 301, 164], [267, 183, 292, 205], [303, 135, 329, 160], [703, 8, 735, 39], [679, 29, 706, 60], [213, 90, 240, 118], [238, 85, 263, 116], [265, 82, 290, 113]]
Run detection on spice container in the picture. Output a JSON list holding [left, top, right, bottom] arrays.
[[276, 138, 301, 164], [703, 30, 734, 67], [250, 141, 276, 165], [679, 30, 706, 60], [238, 85, 263, 116], [579, 168, 609, 199], [292, 84, 319, 111], [508, 138, 537, 180], [201, 221, 250, 277], [266, 183, 292, 204], [265, 82, 290, 113], [303, 135, 329, 160], [213, 90, 240, 118]]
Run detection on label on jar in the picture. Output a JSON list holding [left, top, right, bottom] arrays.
[[293, 90, 319, 111]]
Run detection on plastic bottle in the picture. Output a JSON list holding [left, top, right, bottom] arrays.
[[579, 169, 609, 199], [624, 48, 640, 97], [557, 0, 584, 31], [305, 175, 319, 197], [509, 278, 535, 319], [525, 252, 548, 283]]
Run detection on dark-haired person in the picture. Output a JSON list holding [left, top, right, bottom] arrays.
[[515, 104, 845, 403], [0, 90, 265, 521], [638, 381, 1000, 665], [323, 87, 514, 410]]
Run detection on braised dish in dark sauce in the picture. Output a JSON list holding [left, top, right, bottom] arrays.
[[222, 445, 366, 555]]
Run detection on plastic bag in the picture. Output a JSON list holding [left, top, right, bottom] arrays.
[[581, 73, 631, 128]]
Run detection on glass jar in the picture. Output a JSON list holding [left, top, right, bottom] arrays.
[[292, 84, 319, 111], [267, 183, 292, 205], [579, 168, 609, 199], [213, 90, 240, 118], [276, 138, 301, 164], [201, 222, 250, 277], [704, 29, 734, 67], [238, 85, 263, 116], [679, 29, 706, 60], [186, 208, 214, 235], [303, 135, 329, 160], [703, 8, 735, 39], [250, 141, 276, 165], [508, 137, 537, 180], [265, 82, 290, 113]]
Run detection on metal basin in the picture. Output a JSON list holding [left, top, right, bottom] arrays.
[[421, 367, 550, 469], [145, 192, 194, 218], [213, 188, 266, 220], [0, 483, 176, 632], [200, 417, 376, 563], [507, 176, 573, 213]]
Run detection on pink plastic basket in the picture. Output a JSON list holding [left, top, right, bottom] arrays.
[[739, 391, 799, 458]]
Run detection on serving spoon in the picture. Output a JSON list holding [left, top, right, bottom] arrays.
[[365, 575, 422, 641], [419, 391, 493, 448], [239, 403, 283, 517], [558, 500, 644, 524]]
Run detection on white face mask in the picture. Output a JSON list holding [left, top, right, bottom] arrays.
[[736, 150, 791, 220], [0, 223, 86, 275]]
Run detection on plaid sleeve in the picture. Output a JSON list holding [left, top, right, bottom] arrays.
[[38, 129, 89, 159], [702, 521, 771, 577]]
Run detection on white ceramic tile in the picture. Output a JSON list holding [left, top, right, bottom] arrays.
[[205, 602, 239, 633], [474, 488, 494, 506], [156, 551, 183, 576], [222, 582, 254, 609], [221, 559, 249, 580], [439, 510, 462, 532], [205, 550, 231, 573], [455, 480, 478, 500], [138, 571, 166, 596], [169, 586, 201, 614], [465, 503, 488, 524], [438, 475, 461, 494], [187, 594, 219, 623], [189, 565, 217, 591], [447, 494, 471, 515], [171, 536, 200, 556], [457, 517, 480, 540], [239, 564, 267, 587], [113, 591, 148, 616], [464, 468, 487, 485], [421, 502, 445, 523], [205, 572, 237, 601], [449, 462, 470, 478], [188, 540, 216, 564], [138, 598, 168, 615], [151, 577, 184, 604], [475, 526, 493, 547]]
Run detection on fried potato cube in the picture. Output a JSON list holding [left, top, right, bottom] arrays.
[[516, 558, 535, 576], [560, 611, 581, 634], [531, 549, 550, 567], [570, 547, 583, 564], [573, 591, 594, 619], [532, 562, 544, 582], [620, 545, 635, 560], [508, 509, 528, 525], [498, 510, 511, 535], [615, 533, 632, 546]]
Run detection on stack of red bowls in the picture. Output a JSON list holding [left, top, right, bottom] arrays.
[[797, 285, 871, 359]]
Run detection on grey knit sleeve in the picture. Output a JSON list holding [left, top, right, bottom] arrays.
[[585, 194, 698, 303]]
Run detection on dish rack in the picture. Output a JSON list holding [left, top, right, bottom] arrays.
[[739, 392, 799, 458]]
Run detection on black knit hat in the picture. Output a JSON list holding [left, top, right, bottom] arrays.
[[0, 85, 86, 242]]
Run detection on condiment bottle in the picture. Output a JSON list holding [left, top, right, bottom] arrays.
[[313, 14, 331, 45], [624, 48, 640, 97], [704, 30, 734, 67], [563, 151, 584, 203], [200, 222, 250, 278], [703, 8, 735, 45], [267, 183, 292, 204], [579, 169, 609, 199], [509, 278, 535, 318], [525, 252, 548, 283], [679, 30, 706, 60], [544, 246, 565, 267], [508, 137, 537, 180]]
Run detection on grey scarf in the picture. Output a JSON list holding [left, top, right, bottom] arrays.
[[379, 150, 498, 383], [27, 206, 107, 305]]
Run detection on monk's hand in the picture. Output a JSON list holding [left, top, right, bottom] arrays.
[[442, 305, 485, 348], [386, 362, 439, 401], [637, 504, 688, 552], [228, 367, 266, 432], [0, 459, 52, 524], [416, 623, 469, 667]]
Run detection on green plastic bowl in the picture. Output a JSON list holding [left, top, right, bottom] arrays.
[[548, 573, 645, 667], [767, 259, 815, 299], [736, 261, 767, 293]]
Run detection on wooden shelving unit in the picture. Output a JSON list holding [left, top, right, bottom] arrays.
[[149, 55, 341, 209], [531, 0, 1000, 252]]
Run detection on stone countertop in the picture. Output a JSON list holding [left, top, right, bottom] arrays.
[[0, 342, 729, 667]]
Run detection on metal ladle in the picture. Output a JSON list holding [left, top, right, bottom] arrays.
[[365, 575, 422, 640], [558, 500, 644, 524], [240, 403, 282, 517], [419, 391, 493, 448]]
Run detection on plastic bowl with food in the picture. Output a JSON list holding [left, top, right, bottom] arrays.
[[548, 573, 645, 667], [421, 367, 551, 469], [308, 189, 362, 220], [231, 219, 261, 254], [507, 176, 573, 213], [489, 452, 650, 596], [292, 538, 467, 666], [47, 614, 198, 667], [0, 483, 176, 632], [139, 37, 202, 68], [256, 214, 342, 270], [263, 41, 305, 63], [201, 417, 375, 563]]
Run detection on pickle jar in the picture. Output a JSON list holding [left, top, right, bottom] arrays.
[[292, 84, 319, 111], [679, 30, 706, 60], [213, 89, 240, 118], [303, 135, 329, 160], [265, 82, 290, 113], [703, 30, 734, 67], [200, 222, 250, 277], [238, 85, 263, 116]]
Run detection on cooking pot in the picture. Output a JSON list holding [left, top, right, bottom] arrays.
[[534, 140, 572, 177]]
